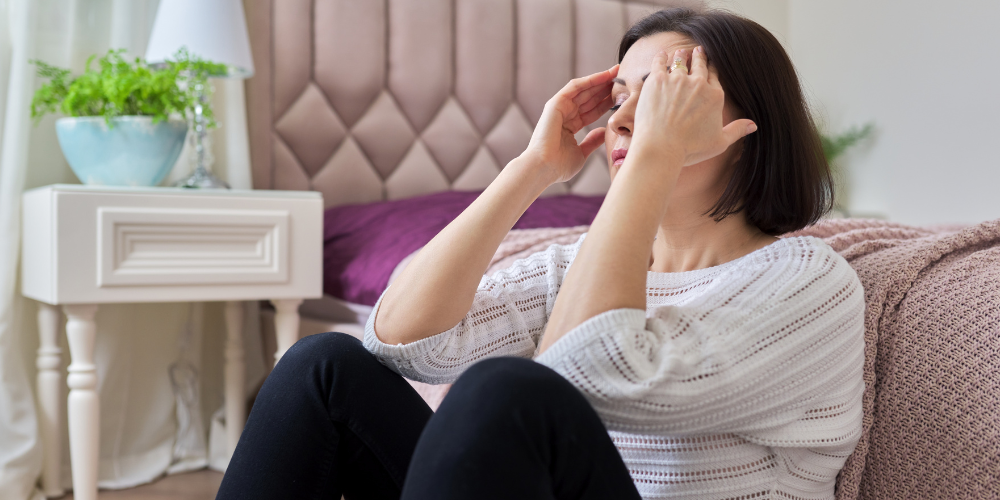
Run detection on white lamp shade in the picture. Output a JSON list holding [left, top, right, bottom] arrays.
[[145, 0, 254, 78]]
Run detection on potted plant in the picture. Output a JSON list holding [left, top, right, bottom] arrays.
[[30, 49, 225, 186], [820, 123, 875, 214]]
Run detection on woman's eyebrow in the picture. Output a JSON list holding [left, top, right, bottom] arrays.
[[612, 73, 650, 86]]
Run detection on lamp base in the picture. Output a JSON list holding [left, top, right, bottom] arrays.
[[175, 166, 230, 189]]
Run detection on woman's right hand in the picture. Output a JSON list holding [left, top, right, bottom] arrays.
[[519, 65, 619, 183], [630, 47, 756, 169]]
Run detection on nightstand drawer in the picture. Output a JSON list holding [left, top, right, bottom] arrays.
[[22, 184, 323, 304], [97, 207, 290, 287]]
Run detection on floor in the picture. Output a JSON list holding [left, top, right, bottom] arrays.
[[64, 470, 223, 499]]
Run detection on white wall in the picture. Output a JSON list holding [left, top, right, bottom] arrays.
[[712, 0, 789, 46], [787, 0, 1000, 224]]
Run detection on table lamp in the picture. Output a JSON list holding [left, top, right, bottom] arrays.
[[145, 0, 254, 188]]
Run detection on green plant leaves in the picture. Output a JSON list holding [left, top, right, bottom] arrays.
[[30, 48, 228, 128], [820, 123, 874, 162]]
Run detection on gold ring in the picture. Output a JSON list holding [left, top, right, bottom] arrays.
[[670, 58, 688, 74]]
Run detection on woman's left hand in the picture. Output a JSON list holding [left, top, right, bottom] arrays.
[[629, 46, 757, 169], [519, 65, 619, 184]]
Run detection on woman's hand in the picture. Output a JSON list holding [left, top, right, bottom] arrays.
[[520, 66, 618, 183], [630, 47, 756, 169]]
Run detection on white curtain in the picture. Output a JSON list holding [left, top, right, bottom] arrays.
[[0, 1, 266, 498]]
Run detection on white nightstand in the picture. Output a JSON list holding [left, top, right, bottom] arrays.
[[21, 184, 323, 500]]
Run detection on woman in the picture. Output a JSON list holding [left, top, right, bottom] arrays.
[[218, 8, 865, 500]]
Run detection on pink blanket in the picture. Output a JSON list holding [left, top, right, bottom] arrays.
[[411, 219, 1000, 499], [788, 218, 1000, 500]]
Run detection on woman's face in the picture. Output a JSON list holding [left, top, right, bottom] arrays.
[[605, 32, 743, 207]]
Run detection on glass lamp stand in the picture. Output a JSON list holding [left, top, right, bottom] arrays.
[[176, 80, 229, 189]]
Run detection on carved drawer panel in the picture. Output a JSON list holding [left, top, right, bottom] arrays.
[[98, 207, 290, 287], [22, 185, 323, 304]]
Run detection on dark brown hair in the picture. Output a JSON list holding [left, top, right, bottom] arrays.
[[618, 8, 832, 235]]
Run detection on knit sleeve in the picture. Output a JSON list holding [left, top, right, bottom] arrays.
[[363, 235, 583, 384], [535, 240, 866, 446]]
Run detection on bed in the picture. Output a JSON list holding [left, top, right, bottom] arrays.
[[243, 0, 678, 404]]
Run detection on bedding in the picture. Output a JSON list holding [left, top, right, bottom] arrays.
[[322, 191, 603, 306], [297, 295, 373, 325]]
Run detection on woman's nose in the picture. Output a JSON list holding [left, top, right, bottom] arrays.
[[607, 103, 633, 136]]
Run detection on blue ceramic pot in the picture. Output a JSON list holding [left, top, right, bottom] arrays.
[[55, 116, 188, 186]]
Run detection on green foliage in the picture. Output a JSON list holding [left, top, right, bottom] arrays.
[[820, 123, 874, 162], [30, 48, 227, 127]]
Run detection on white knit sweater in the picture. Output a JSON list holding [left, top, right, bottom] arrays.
[[364, 234, 865, 499]]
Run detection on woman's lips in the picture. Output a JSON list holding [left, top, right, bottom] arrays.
[[611, 148, 628, 166]]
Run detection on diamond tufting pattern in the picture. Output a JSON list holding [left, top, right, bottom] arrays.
[[246, 0, 680, 208]]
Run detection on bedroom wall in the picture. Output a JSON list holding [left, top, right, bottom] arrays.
[[786, 0, 1000, 225], [711, 0, 1000, 225], [712, 0, 788, 45]]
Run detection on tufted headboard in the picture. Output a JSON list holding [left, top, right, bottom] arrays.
[[244, 0, 680, 208]]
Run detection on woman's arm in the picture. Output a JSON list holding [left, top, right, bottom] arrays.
[[538, 47, 757, 353], [373, 158, 551, 346], [374, 66, 619, 346], [365, 236, 583, 384]]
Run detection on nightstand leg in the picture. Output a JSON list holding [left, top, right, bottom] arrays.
[[271, 298, 303, 366], [63, 304, 99, 500], [36, 303, 64, 498], [223, 301, 246, 459]]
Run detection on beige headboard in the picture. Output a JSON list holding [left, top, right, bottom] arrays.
[[245, 0, 678, 208]]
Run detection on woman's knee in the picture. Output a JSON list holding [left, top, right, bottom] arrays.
[[448, 357, 589, 414], [457, 357, 566, 390], [262, 331, 396, 409], [275, 331, 368, 374]]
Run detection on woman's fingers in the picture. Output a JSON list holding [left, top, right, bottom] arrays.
[[558, 65, 618, 101], [666, 48, 692, 76], [578, 83, 612, 114], [578, 95, 613, 126], [650, 50, 672, 76], [522, 65, 618, 181], [679, 48, 693, 75], [690, 46, 708, 79], [634, 43, 754, 167], [572, 80, 612, 107], [561, 88, 611, 132], [549, 66, 616, 127], [708, 65, 720, 86], [578, 127, 606, 158], [721, 118, 758, 146]]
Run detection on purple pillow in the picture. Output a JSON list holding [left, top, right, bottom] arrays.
[[323, 191, 604, 306]]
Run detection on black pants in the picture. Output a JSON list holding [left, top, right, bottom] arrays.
[[216, 332, 641, 500]]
